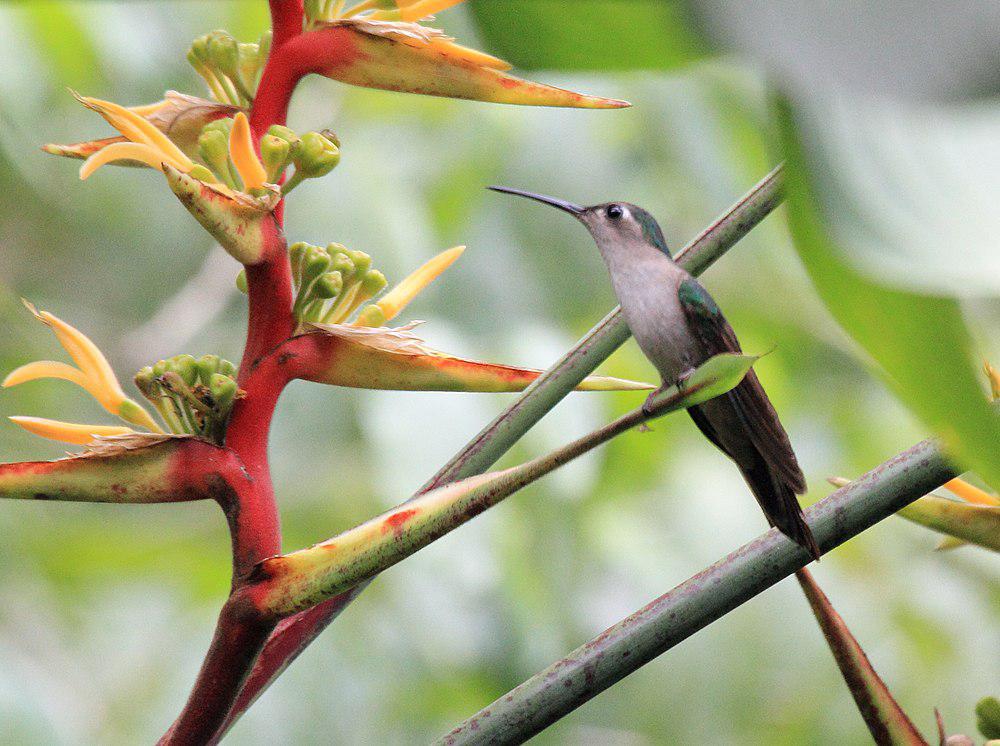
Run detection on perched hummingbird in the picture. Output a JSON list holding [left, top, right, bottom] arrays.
[[490, 187, 820, 559]]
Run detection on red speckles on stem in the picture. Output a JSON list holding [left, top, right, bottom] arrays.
[[381, 509, 418, 534]]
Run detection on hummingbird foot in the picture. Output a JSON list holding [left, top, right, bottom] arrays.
[[641, 384, 670, 418]]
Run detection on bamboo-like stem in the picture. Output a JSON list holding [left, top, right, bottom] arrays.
[[215, 166, 788, 736], [437, 439, 955, 746]]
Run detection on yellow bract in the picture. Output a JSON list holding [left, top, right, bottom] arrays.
[[3, 303, 163, 443], [229, 112, 268, 191], [354, 246, 464, 327], [75, 94, 196, 179]]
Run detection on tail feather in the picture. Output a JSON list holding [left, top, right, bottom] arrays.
[[739, 460, 821, 560]]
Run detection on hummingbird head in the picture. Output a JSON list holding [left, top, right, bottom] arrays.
[[488, 186, 671, 258]]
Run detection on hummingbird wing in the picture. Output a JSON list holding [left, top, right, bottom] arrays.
[[676, 278, 806, 492], [677, 278, 817, 557]]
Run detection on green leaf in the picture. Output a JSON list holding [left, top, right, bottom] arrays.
[[673, 352, 758, 408], [795, 569, 928, 745], [777, 95, 1000, 491], [467, 0, 707, 71], [898, 497, 1000, 553]]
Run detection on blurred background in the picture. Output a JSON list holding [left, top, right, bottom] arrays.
[[0, 1, 997, 744]]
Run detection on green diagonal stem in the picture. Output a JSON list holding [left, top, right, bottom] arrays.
[[437, 439, 955, 745]]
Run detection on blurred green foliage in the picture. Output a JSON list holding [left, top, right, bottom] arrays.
[[0, 2, 996, 744]]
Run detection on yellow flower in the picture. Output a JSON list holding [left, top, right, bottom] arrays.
[[351, 246, 463, 327], [228, 112, 268, 191], [74, 93, 198, 179], [73, 94, 267, 196], [3, 302, 163, 444], [6, 417, 136, 446], [43, 92, 240, 166]]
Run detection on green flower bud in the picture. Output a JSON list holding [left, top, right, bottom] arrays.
[[187, 164, 218, 184], [361, 269, 388, 296], [152, 360, 169, 378], [291, 131, 340, 179], [260, 134, 291, 182], [237, 42, 260, 86], [134, 366, 156, 397], [236, 269, 248, 294], [301, 245, 332, 287], [978, 697, 1000, 739], [325, 254, 352, 284], [186, 48, 208, 76], [218, 359, 238, 379], [203, 117, 234, 137], [171, 354, 199, 387], [198, 128, 234, 186], [190, 35, 212, 64], [313, 271, 344, 299], [267, 124, 300, 154], [289, 241, 311, 286], [257, 30, 272, 67], [196, 354, 222, 386], [353, 305, 387, 328], [209, 373, 239, 413], [346, 250, 371, 276], [207, 30, 239, 79]]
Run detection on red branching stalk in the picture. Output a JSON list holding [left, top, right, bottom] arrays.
[[249, 26, 364, 139], [160, 3, 312, 742]]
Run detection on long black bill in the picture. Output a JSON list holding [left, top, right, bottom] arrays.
[[488, 186, 584, 216]]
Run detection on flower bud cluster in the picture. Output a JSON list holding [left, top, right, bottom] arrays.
[[195, 119, 340, 195], [238, 241, 387, 326], [188, 29, 272, 107], [261, 126, 341, 194], [134, 354, 242, 444]]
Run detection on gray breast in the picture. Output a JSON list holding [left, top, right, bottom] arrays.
[[607, 256, 695, 385]]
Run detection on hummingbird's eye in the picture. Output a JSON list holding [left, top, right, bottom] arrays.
[[606, 204, 624, 220]]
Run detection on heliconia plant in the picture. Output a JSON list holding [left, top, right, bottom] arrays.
[[3, 2, 996, 744]]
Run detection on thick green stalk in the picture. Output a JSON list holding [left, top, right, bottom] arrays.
[[437, 439, 955, 746], [422, 163, 785, 490]]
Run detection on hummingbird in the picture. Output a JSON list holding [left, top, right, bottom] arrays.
[[490, 186, 820, 559]]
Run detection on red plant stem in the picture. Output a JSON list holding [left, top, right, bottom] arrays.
[[268, 0, 304, 51], [220, 590, 362, 731], [248, 26, 363, 139], [161, 3, 311, 742], [158, 599, 278, 746]]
